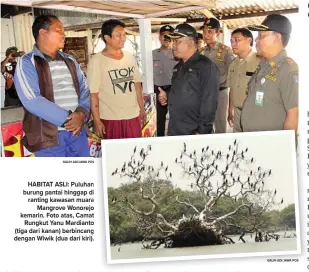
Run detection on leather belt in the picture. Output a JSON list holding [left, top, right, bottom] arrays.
[[159, 85, 171, 89]]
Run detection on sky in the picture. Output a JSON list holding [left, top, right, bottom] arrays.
[[102, 131, 298, 209]]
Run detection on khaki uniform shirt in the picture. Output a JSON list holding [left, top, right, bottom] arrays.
[[227, 50, 260, 108], [152, 48, 177, 86], [241, 50, 298, 132], [203, 42, 235, 88]]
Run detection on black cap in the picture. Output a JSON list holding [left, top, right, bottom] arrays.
[[248, 14, 292, 35], [6, 46, 18, 56], [165, 23, 197, 39], [159, 25, 174, 34], [200, 18, 220, 30], [197, 33, 203, 40]]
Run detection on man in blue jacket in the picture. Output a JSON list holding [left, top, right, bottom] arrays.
[[14, 15, 90, 157]]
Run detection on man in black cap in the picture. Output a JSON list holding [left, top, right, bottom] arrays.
[[153, 25, 178, 136], [197, 33, 205, 52], [241, 14, 298, 133], [157, 23, 219, 135], [1, 46, 24, 107], [201, 17, 235, 134]]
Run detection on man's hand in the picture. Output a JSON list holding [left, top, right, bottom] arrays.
[[3, 72, 13, 80], [227, 107, 234, 128], [158, 87, 167, 106], [93, 119, 105, 138], [140, 108, 146, 123], [64, 112, 85, 136]]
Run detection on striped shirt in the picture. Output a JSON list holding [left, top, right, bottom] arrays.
[[44, 54, 78, 130]]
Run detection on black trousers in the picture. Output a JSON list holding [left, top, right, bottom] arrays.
[[154, 85, 171, 137]]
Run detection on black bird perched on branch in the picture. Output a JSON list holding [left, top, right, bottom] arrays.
[[245, 148, 248, 152], [175, 158, 178, 163], [161, 161, 163, 167], [202, 147, 204, 152], [274, 189, 277, 195], [183, 142, 186, 152], [281, 198, 283, 204], [250, 170, 253, 176], [170, 173, 172, 178], [133, 146, 137, 153], [193, 150, 196, 156], [269, 170, 272, 175], [165, 166, 168, 172], [234, 139, 237, 145], [229, 145, 231, 151]]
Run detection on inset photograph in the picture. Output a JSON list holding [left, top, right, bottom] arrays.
[[102, 131, 299, 263]]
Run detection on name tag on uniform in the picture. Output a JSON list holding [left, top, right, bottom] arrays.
[[246, 71, 254, 76], [214, 58, 224, 62], [255, 90, 264, 106], [265, 74, 277, 82]]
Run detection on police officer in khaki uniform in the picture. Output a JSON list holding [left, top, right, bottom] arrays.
[[153, 25, 178, 136], [241, 14, 298, 133], [201, 18, 235, 133], [227, 28, 260, 132]]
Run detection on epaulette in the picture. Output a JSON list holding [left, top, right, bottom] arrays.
[[286, 57, 297, 66], [220, 44, 230, 51]]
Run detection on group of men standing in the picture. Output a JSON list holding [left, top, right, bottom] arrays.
[[153, 14, 298, 136], [6, 13, 297, 157]]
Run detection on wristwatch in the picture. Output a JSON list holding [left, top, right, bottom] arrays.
[[60, 110, 72, 128]]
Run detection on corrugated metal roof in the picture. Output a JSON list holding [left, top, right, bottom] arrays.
[[1, 0, 299, 30], [211, 0, 298, 19], [166, 0, 298, 29]]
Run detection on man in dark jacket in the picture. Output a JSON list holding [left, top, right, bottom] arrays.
[[14, 15, 90, 157], [158, 23, 219, 135]]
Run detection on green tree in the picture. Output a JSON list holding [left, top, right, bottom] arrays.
[[280, 204, 296, 229]]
